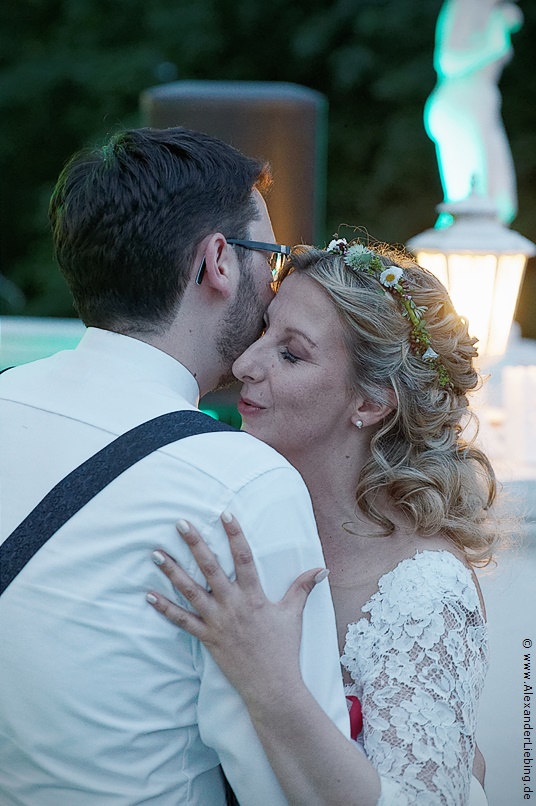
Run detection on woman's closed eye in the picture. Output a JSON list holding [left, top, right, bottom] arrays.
[[280, 348, 300, 364]]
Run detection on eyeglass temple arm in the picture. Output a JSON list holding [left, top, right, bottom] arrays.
[[195, 258, 206, 286]]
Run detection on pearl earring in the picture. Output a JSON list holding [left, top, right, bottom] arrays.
[[355, 419, 363, 429]]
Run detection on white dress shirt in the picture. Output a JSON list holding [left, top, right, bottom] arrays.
[[0, 328, 349, 805]]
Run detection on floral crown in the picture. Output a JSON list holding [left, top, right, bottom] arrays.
[[326, 238, 452, 390]]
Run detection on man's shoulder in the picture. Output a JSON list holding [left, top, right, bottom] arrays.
[[0, 357, 304, 495], [163, 424, 301, 490]]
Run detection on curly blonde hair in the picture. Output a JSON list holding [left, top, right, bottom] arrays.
[[279, 243, 499, 567]]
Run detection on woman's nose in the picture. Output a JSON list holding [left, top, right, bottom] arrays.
[[232, 338, 264, 383]]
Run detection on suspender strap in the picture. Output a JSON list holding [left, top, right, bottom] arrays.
[[0, 410, 238, 595]]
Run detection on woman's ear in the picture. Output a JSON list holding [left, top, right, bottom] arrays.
[[352, 387, 397, 428], [196, 234, 235, 299]]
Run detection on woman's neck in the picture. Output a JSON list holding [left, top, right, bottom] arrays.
[[289, 442, 418, 582], [290, 441, 362, 522], [290, 443, 375, 549]]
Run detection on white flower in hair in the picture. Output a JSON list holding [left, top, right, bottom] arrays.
[[379, 266, 404, 287], [422, 346, 440, 361], [327, 238, 348, 253]]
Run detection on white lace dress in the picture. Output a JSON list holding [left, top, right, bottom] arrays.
[[340, 551, 488, 806]]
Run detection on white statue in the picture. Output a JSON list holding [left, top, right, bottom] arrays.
[[425, 0, 523, 225]]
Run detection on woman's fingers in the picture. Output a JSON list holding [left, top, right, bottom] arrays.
[[175, 518, 234, 601], [146, 591, 209, 641], [281, 568, 330, 617], [220, 511, 262, 593], [151, 548, 217, 617]]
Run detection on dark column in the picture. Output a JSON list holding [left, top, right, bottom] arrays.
[[140, 80, 328, 246]]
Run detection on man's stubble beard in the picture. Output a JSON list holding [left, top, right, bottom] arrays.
[[215, 258, 266, 390]]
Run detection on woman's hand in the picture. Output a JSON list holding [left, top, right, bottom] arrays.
[[148, 514, 382, 806], [147, 512, 329, 706]]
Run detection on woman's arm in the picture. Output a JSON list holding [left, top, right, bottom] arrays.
[[148, 514, 381, 806], [340, 549, 488, 805], [473, 745, 486, 787], [148, 517, 486, 805]]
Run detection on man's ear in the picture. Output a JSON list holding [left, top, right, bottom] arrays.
[[197, 234, 236, 299], [352, 387, 397, 428]]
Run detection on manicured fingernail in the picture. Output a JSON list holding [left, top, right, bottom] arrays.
[[314, 569, 330, 584], [152, 550, 166, 566], [176, 519, 190, 534], [221, 510, 233, 523], [146, 593, 158, 604]]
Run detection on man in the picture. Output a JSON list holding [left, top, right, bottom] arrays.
[[0, 128, 349, 805]]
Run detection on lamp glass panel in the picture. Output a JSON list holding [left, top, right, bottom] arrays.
[[414, 251, 448, 288], [486, 254, 526, 356], [446, 253, 497, 354]]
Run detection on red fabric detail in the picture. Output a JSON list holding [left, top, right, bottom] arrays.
[[346, 695, 363, 740]]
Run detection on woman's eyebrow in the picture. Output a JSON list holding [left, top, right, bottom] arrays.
[[284, 327, 317, 348]]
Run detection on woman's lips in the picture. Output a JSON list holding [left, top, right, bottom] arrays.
[[237, 397, 265, 416]]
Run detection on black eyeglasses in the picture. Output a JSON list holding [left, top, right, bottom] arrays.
[[195, 239, 291, 285]]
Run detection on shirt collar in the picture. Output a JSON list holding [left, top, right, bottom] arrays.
[[77, 328, 200, 407]]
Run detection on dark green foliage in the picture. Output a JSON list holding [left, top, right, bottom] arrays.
[[1, 0, 535, 334]]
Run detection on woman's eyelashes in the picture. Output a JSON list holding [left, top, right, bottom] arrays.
[[280, 347, 300, 364]]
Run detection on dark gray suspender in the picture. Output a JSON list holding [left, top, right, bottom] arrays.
[[0, 410, 238, 595]]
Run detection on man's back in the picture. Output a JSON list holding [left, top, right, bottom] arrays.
[[0, 329, 348, 805]]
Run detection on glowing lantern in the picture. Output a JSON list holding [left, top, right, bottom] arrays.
[[407, 190, 536, 357]]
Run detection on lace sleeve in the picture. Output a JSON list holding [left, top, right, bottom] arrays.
[[341, 551, 488, 806]]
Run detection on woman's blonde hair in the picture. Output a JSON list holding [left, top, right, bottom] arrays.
[[279, 243, 499, 567]]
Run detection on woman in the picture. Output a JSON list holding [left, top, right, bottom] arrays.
[[147, 239, 496, 805]]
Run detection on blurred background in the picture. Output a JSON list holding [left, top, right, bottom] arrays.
[[1, 4, 536, 804], [1, 0, 535, 328]]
